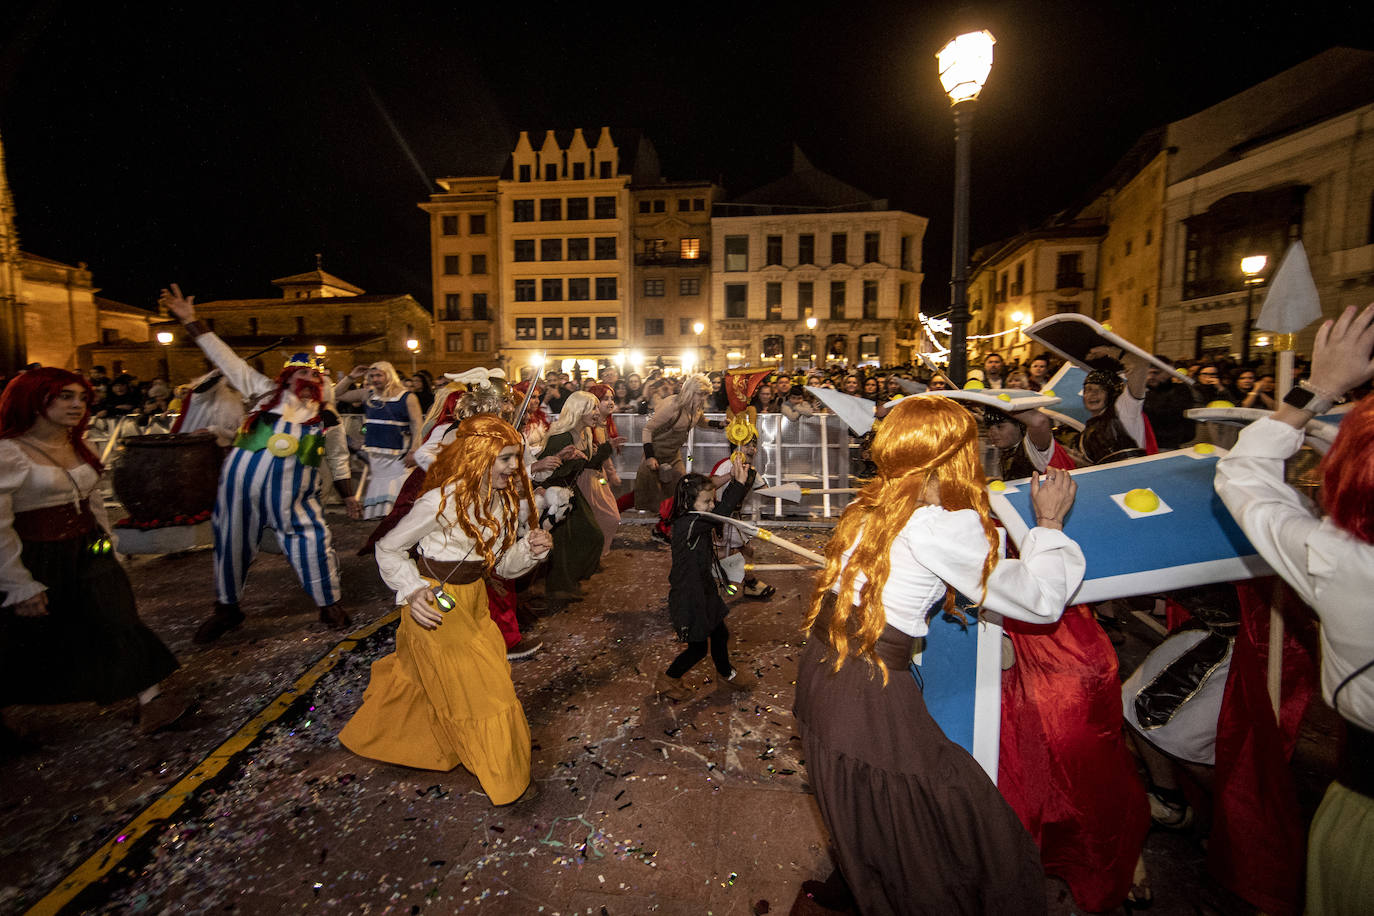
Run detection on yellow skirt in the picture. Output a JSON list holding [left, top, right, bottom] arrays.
[[338, 577, 531, 804]]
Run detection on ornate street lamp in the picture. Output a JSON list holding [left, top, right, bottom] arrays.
[[693, 320, 705, 371], [806, 315, 818, 368], [937, 28, 996, 386], [1240, 255, 1268, 365], [406, 337, 420, 374]]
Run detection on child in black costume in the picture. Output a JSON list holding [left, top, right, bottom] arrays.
[[654, 456, 756, 700]]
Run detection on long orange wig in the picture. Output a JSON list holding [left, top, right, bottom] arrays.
[[805, 396, 1000, 681], [421, 414, 536, 575]]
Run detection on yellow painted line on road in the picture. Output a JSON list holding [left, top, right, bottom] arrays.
[[25, 610, 401, 916]]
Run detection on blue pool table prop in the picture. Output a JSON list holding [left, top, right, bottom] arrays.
[[915, 607, 1005, 781], [988, 446, 1273, 604], [1185, 404, 1350, 454]]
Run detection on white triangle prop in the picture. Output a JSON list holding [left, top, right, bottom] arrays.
[[756, 482, 803, 502], [805, 386, 880, 436], [1256, 241, 1322, 334], [719, 553, 747, 583]]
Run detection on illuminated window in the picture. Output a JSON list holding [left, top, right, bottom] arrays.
[[515, 317, 536, 339], [680, 238, 700, 260], [569, 317, 590, 339], [542, 318, 564, 339]]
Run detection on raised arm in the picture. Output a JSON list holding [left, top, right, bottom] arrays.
[[159, 284, 273, 401]]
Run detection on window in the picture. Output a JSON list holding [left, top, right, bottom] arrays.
[[514, 279, 537, 301], [248, 317, 259, 335], [643, 238, 667, 262], [1099, 296, 1112, 321], [599, 162, 612, 179], [900, 235, 913, 271], [864, 232, 880, 263], [680, 317, 693, 335], [766, 282, 782, 320], [798, 234, 815, 264], [541, 278, 563, 301], [540, 238, 562, 261], [470, 254, 487, 275], [594, 196, 616, 219], [680, 237, 700, 260], [515, 317, 536, 339], [859, 334, 880, 361], [572, 162, 585, 180], [1145, 228, 1154, 246], [644, 318, 665, 336], [513, 199, 534, 222], [567, 237, 590, 260], [798, 281, 814, 318], [342, 314, 352, 334], [1054, 301, 1080, 314], [644, 278, 665, 297], [540, 198, 562, 221], [594, 237, 617, 260], [680, 276, 700, 296], [725, 235, 748, 271], [446, 332, 464, 352], [595, 277, 617, 299], [473, 332, 489, 352], [567, 197, 588, 220], [725, 283, 748, 319], [443, 293, 462, 321], [1011, 263, 1024, 297], [443, 254, 461, 275], [595, 316, 618, 339], [518, 164, 531, 182], [469, 214, 487, 235], [568, 278, 590, 300], [542, 318, 564, 340], [1142, 292, 1150, 311], [677, 198, 690, 212], [827, 334, 848, 359], [766, 235, 783, 266], [794, 334, 814, 360], [1056, 252, 1084, 289], [693, 198, 705, 211], [514, 239, 536, 262], [472, 293, 488, 320], [638, 200, 651, 214], [763, 335, 784, 359], [441, 215, 458, 236], [1125, 239, 1133, 256], [862, 280, 878, 319], [653, 199, 666, 213], [544, 163, 558, 181], [568, 317, 590, 340], [831, 233, 847, 265], [899, 282, 913, 319], [830, 281, 846, 318]]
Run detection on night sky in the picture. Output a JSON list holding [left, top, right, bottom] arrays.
[[1, 0, 1367, 315]]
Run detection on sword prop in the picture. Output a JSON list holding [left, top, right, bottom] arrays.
[[717, 554, 817, 583], [692, 511, 826, 565], [754, 482, 859, 502]]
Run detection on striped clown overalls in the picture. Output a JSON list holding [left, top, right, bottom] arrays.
[[213, 413, 341, 607]]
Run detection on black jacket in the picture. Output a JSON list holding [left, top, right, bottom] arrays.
[[667, 474, 752, 641]]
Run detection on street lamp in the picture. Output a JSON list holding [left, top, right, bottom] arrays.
[[937, 28, 996, 387], [806, 315, 818, 368], [314, 344, 327, 356], [1240, 255, 1267, 365], [406, 337, 420, 374], [156, 331, 174, 345], [692, 320, 705, 371]]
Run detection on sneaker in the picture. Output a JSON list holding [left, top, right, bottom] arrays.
[[654, 671, 693, 701], [741, 580, 776, 600], [1147, 791, 1194, 830], [193, 603, 244, 644], [319, 603, 352, 630], [720, 668, 756, 691], [506, 637, 543, 660]]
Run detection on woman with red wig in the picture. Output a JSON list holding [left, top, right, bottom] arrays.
[[794, 395, 1084, 915], [1216, 303, 1374, 914], [0, 368, 184, 735]]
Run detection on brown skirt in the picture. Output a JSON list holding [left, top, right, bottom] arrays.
[[793, 610, 1046, 916]]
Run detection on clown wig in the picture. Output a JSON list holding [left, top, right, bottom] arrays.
[[1319, 394, 1374, 545], [422, 414, 536, 575], [0, 367, 101, 470], [806, 395, 1000, 681]]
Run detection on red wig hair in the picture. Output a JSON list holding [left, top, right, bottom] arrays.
[[0, 368, 101, 470], [1319, 396, 1374, 544]]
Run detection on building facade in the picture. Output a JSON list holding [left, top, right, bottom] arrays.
[[419, 176, 500, 371], [628, 180, 718, 370]]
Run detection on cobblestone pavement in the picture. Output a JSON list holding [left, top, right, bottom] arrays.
[[3, 512, 1333, 914]]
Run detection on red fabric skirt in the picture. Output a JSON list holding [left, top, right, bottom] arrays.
[[999, 604, 1149, 911]]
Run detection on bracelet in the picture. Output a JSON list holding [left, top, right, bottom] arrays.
[[182, 319, 210, 338], [1035, 516, 1059, 525]]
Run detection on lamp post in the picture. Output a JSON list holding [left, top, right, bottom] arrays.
[[806, 315, 818, 369], [156, 330, 174, 380], [937, 29, 996, 387], [1240, 255, 1267, 365], [693, 320, 705, 372], [406, 338, 420, 375]]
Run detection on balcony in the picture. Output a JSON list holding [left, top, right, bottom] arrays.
[[1055, 271, 1085, 292], [633, 252, 712, 268]]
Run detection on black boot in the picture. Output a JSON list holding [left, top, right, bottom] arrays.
[[319, 602, 352, 630], [193, 602, 244, 644]]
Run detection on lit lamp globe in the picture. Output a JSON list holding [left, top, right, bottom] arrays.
[[806, 316, 818, 330], [314, 344, 327, 356], [406, 338, 420, 351], [693, 321, 705, 336], [156, 331, 174, 345], [937, 30, 997, 104], [1241, 255, 1267, 279]]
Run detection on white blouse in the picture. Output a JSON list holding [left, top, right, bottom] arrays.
[[833, 504, 1086, 637], [1215, 416, 1374, 732], [0, 439, 112, 607], [374, 486, 547, 605]]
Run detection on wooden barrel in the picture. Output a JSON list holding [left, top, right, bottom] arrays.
[[112, 432, 223, 522]]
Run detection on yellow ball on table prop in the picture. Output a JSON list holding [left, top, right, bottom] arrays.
[[963, 380, 985, 390], [1205, 400, 1235, 409], [1194, 443, 1216, 455], [1123, 488, 1160, 513], [988, 480, 1006, 492]]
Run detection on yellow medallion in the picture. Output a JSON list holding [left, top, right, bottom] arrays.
[[267, 432, 300, 457]]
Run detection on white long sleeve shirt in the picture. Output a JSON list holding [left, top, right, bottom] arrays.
[[1215, 416, 1374, 731], [834, 504, 1086, 637]]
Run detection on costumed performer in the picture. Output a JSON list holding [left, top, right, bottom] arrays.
[[339, 414, 551, 805], [583, 383, 623, 559], [979, 400, 1150, 911], [793, 395, 1084, 916], [1079, 346, 1157, 465], [0, 368, 186, 734], [632, 373, 724, 511], [1215, 303, 1374, 915], [160, 284, 355, 643], [653, 456, 758, 701], [706, 415, 775, 600], [537, 391, 614, 602], [337, 361, 423, 519]]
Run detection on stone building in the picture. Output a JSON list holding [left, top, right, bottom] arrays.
[[710, 150, 926, 372], [629, 179, 720, 371], [419, 176, 500, 371]]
